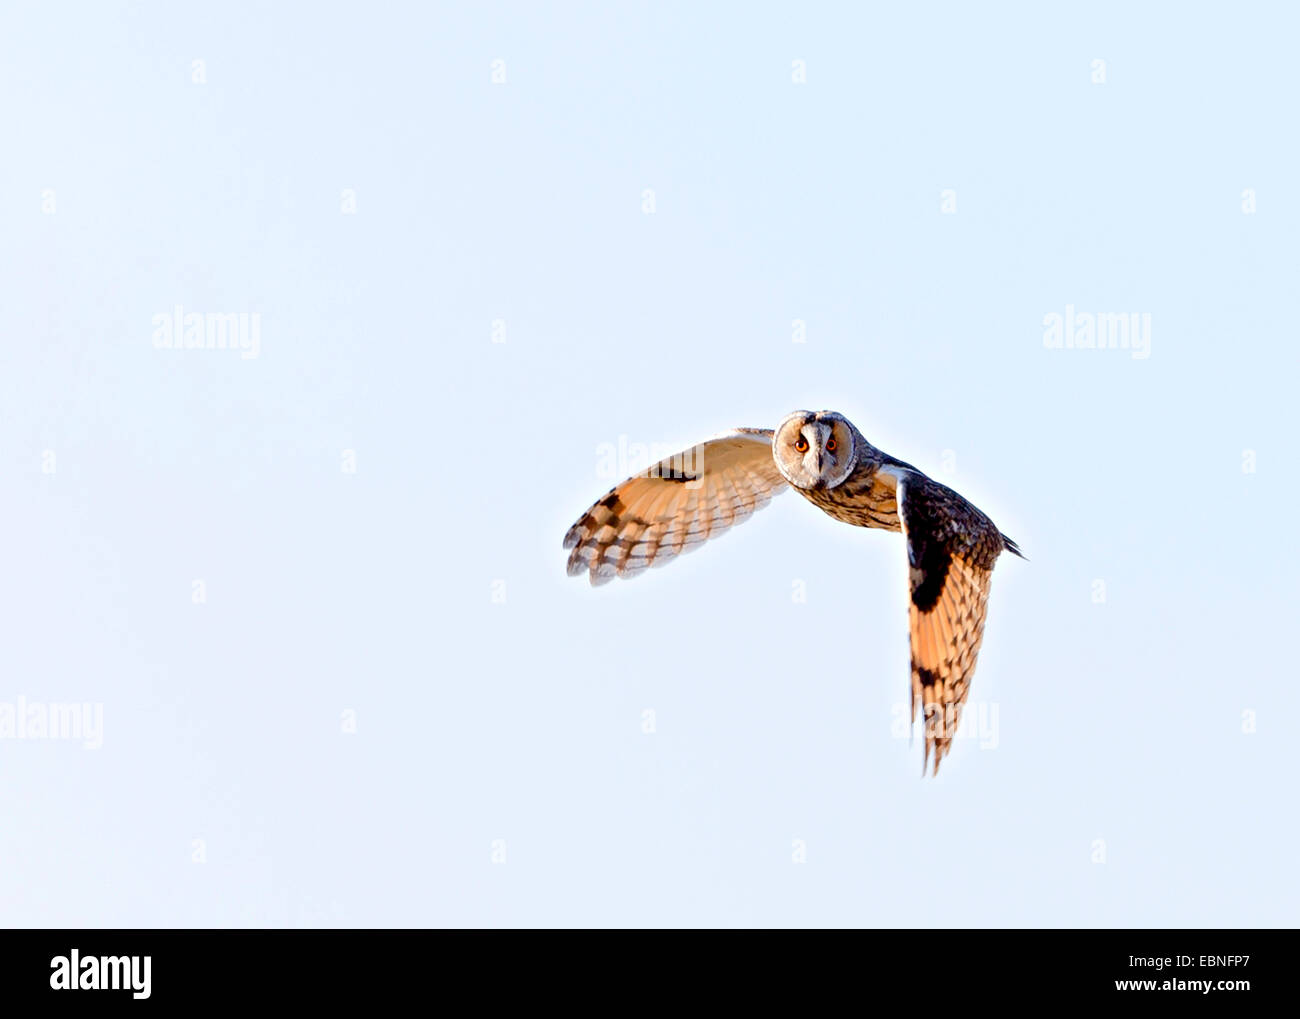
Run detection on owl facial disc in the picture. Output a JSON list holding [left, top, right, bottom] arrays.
[[772, 410, 856, 491]]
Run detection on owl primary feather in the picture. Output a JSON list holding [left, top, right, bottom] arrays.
[[562, 410, 1022, 775]]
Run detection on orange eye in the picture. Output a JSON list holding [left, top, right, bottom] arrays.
[[794, 437, 809, 453], [826, 438, 837, 452]]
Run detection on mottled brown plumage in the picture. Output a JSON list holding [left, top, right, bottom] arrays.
[[562, 429, 786, 584], [563, 410, 1022, 775], [890, 470, 1011, 773]]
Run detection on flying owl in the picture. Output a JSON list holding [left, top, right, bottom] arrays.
[[562, 410, 1023, 774]]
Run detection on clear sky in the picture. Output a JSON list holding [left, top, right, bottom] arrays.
[[1, 2, 1295, 928]]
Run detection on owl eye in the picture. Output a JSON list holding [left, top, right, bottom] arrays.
[[794, 437, 809, 453], [825, 438, 837, 452]]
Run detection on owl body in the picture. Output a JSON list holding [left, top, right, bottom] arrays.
[[796, 456, 903, 531], [563, 409, 1022, 774]]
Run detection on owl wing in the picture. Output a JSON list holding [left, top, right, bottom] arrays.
[[563, 428, 787, 585], [895, 470, 1012, 775]]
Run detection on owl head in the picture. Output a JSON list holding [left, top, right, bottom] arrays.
[[773, 410, 858, 490]]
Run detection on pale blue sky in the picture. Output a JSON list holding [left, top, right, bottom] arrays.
[[1, 2, 1295, 927]]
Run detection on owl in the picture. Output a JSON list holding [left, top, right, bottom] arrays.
[[563, 410, 1023, 774]]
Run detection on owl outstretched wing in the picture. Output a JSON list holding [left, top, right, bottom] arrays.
[[895, 470, 1019, 774], [563, 428, 787, 585]]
